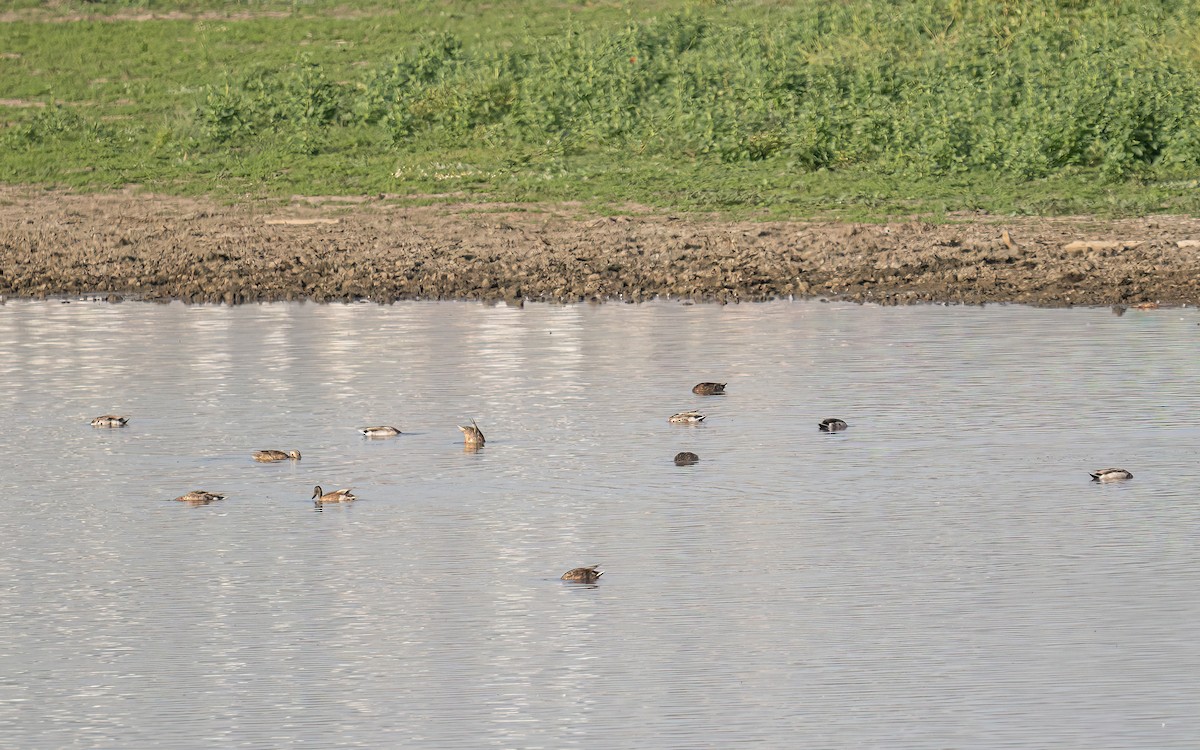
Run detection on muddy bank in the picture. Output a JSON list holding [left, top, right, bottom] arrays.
[[2, 187, 1198, 306]]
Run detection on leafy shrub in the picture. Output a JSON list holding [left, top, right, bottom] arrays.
[[191, 1, 1200, 178], [3, 104, 113, 147]]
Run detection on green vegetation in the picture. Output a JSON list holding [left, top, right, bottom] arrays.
[[3, 0, 1200, 218]]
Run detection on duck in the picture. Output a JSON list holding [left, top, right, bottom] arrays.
[[91, 415, 128, 427], [668, 411, 705, 424], [561, 566, 604, 583], [312, 485, 356, 504], [252, 449, 301, 462], [359, 426, 401, 438], [692, 382, 726, 396], [1090, 468, 1133, 482], [818, 418, 848, 432], [458, 419, 485, 447], [172, 490, 225, 505], [674, 451, 700, 466]]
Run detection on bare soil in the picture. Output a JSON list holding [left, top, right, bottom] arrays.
[[2, 186, 1198, 307]]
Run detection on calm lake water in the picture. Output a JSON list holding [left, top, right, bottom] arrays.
[[1, 299, 1199, 749]]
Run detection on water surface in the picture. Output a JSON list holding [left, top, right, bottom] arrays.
[[1, 300, 1198, 749]]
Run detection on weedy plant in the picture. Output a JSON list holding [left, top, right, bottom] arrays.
[[3, 0, 1200, 216]]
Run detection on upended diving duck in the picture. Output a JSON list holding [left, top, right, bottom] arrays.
[[459, 419, 485, 448]]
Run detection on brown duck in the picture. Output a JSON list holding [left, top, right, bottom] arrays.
[[252, 450, 301, 462], [312, 485, 357, 504], [561, 566, 604, 583], [172, 490, 225, 505], [91, 415, 128, 427], [458, 419, 485, 447]]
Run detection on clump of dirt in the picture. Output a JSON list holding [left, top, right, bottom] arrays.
[[2, 187, 1198, 306]]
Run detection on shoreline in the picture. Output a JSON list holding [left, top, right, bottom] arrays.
[[3, 187, 1198, 307]]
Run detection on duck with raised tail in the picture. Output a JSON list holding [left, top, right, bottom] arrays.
[[458, 419, 485, 448]]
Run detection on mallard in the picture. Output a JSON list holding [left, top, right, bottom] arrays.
[[172, 490, 225, 505], [674, 451, 700, 466], [458, 419, 485, 447], [1090, 468, 1133, 482], [252, 449, 301, 462], [668, 411, 705, 424], [818, 418, 848, 432], [312, 485, 356, 504], [91, 415, 128, 427], [692, 382, 726, 395], [561, 566, 604, 583], [359, 426, 401, 438]]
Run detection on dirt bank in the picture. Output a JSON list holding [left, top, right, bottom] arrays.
[[2, 187, 1198, 306]]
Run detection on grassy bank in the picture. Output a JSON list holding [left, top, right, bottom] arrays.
[[3, 0, 1200, 218]]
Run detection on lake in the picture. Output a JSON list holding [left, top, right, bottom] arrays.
[[1, 299, 1198, 749]]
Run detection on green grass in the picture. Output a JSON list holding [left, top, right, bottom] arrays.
[[3, 0, 1200, 219]]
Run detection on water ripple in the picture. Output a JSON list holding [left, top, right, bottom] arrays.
[[1, 301, 1198, 749]]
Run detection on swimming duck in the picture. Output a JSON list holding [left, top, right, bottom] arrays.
[[91, 415, 128, 427], [692, 382, 726, 396], [458, 419, 485, 447], [561, 566, 604, 583], [674, 451, 700, 466], [312, 485, 356, 504], [172, 490, 225, 505], [252, 449, 301, 462], [1090, 468, 1133, 482], [818, 418, 848, 432], [359, 426, 401, 438], [668, 411, 705, 424]]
